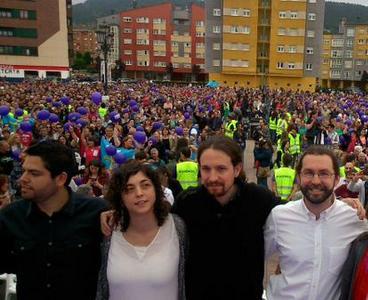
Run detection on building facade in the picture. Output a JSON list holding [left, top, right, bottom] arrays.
[[73, 28, 98, 58], [0, 0, 72, 80], [120, 2, 206, 81], [205, 0, 325, 91], [321, 19, 368, 90]]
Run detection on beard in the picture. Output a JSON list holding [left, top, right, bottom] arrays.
[[300, 183, 334, 205], [205, 182, 226, 198]]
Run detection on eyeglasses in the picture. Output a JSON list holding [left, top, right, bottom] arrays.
[[300, 171, 335, 181]]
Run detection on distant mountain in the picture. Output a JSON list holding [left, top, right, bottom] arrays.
[[72, 0, 368, 33]]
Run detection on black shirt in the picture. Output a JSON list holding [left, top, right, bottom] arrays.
[[172, 180, 278, 300], [0, 191, 107, 300]]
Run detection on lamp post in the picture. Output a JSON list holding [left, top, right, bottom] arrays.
[[96, 24, 114, 94]]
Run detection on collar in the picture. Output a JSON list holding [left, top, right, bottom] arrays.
[[26, 187, 75, 218], [300, 197, 337, 221]]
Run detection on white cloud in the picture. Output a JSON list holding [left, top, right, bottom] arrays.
[[327, 0, 368, 6]]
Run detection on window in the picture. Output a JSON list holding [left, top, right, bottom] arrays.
[[278, 28, 286, 35], [331, 50, 343, 58], [137, 39, 149, 45], [241, 9, 250, 17], [288, 46, 297, 53], [196, 53, 205, 59], [323, 59, 329, 65], [213, 59, 220, 67], [332, 39, 344, 47], [345, 61, 353, 68], [136, 17, 149, 23], [137, 50, 149, 56], [358, 39, 365, 45], [347, 28, 355, 37], [306, 47, 314, 54], [346, 39, 353, 47], [277, 45, 285, 52], [345, 50, 353, 58], [19, 10, 28, 19], [356, 60, 364, 66], [123, 39, 132, 44], [123, 17, 132, 22], [153, 51, 166, 56], [290, 12, 298, 19], [279, 11, 286, 19], [307, 30, 315, 38], [308, 13, 316, 21], [172, 63, 179, 68], [153, 40, 165, 46], [230, 9, 238, 16], [124, 50, 132, 55], [213, 9, 221, 16], [213, 25, 221, 33], [309, 0, 316, 3], [154, 61, 166, 67], [137, 60, 149, 66], [288, 63, 295, 69], [213, 43, 220, 50], [331, 70, 341, 77], [196, 32, 205, 37], [196, 43, 204, 48], [153, 18, 164, 24], [277, 62, 284, 69], [123, 28, 132, 33], [305, 63, 312, 70], [172, 41, 179, 47], [136, 28, 148, 34], [196, 21, 204, 27]]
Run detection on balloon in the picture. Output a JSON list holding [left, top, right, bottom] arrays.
[[106, 145, 117, 156], [129, 100, 137, 107], [15, 108, 24, 117], [49, 113, 59, 123], [133, 131, 147, 144], [68, 112, 81, 122], [74, 177, 83, 186], [109, 111, 120, 123], [91, 92, 102, 105], [20, 121, 32, 132], [136, 126, 144, 132], [361, 115, 368, 123], [148, 136, 158, 145], [53, 101, 62, 108], [199, 106, 205, 113], [131, 105, 139, 112], [345, 119, 353, 126], [77, 107, 88, 115], [76, 118, 88, 128], [37, 110, 50, 121], [0, 105, 10, 116], [152, 122, 162, 131], [184, 112, 190, 120], [114, 152, 127, 165], [122, 108, 130, 114], [175, 127, 184, 136], [63, 122, 72, 132], [46, 97, 53, 103], [61, 96, 70, 105]]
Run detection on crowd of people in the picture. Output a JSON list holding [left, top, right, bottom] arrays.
[[0, 79, 368, 299]]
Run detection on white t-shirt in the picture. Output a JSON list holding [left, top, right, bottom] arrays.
[[107, 214, 179, 300]]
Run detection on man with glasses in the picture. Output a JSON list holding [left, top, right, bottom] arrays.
[[264, 145, 368, 300]]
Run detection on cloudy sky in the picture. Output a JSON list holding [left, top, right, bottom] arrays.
[[71, 0, 368, 5]]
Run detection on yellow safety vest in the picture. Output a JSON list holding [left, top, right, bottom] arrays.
[[339, 166, 361, 178], [98, 107, 108, 119], [274, 167, 296, 201], [269, 117, 277, 131], [224, 120, 238, 139], [289, 133, 301, 155], [276, 119, 287, 136], [176, 161, 199, 190]]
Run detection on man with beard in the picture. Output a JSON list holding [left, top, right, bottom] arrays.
[[0, 141, 107, 300], [264, 146, 368, 300]]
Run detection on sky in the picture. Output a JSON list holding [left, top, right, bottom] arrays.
[[71, 0, 368, 5]]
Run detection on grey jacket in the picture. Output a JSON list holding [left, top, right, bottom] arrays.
[[95, 214, 187, 300], [340, 232, 368, 300]]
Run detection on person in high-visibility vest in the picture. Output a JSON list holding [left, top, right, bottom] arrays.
[[269, 111, 278, 144], [176, 147, 199, 190], [272, 153, 296, 202], [276, 113, 288, 138], [224, 114, 238, 139], [288, 129, 301, 167], [98, 103, 108, 119]]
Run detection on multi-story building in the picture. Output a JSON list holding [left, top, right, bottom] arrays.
[[0, 0, 72, 80], [206, 0, 325, 91], [73, 28, 99, 57], [120, 2, 206, 81], [321, 19, 368, 90]]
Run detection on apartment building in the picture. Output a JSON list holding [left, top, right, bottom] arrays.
[[120, 2, 206, 81], [0, 0, 72, 80], [73, 28, 99, 57], [321, 19, 368, 90], [205, 0, 325, 91]]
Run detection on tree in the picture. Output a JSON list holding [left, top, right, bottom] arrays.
[[83, 52, 92, 66], [361, 70, 368, 91]]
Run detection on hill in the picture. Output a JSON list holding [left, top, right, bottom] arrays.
[[72, 0, 368, 33]]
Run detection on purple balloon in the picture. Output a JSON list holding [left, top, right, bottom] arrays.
[[133, 131, 147, 144], [76, 118, 88, 128], [74, 177, 83, 186], [184, 112, 190, 120], [46, 97, 53, 103], [129, 100, 138, 107], [131, 105, 139, 113], [63, 122, 72, 132], [53, 101, 62, 108], [149, 136, 158, 145], [345, 119, 353, 126], [136, 126, 144, 132], [49, 113, 59, 123], [11, 149, 21, 161], [61, 96, 70, 105], [175, 127, 184, 136], [106, 145, 117, 156], [152, 122, 162, 131], [109, 111, 120, 123], [20, 121, 32, 132], [0, 105, 10, 117], [114, 152, 127, 165], [15, 108, 24, 117], [37, 110, 50, 121], [361, 115, 368, 123], [199, 106, 205, 113], [68, 112, 81, 122], [122, 108, 130, 114], [91, 92, 102, 105], [77, 107, 88, 115]]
